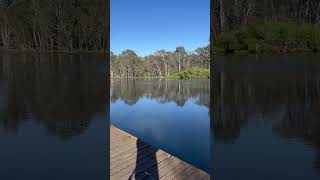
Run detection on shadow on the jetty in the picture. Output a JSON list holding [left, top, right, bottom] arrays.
[[129, 139, 159, 180]]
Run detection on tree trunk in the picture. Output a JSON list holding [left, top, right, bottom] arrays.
[[220, 0, 224, 33]]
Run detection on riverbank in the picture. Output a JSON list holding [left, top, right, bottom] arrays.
[[167, 67, 210, 79], [213, 20, 320, 55], [111, 67, 210, 80]]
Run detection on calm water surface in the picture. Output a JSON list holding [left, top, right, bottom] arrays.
[[0, 53, 107, 180], [110, 79, 210, 173], [213, 55, 320, 180]]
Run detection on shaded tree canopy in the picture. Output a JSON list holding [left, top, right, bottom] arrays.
[[210, 0, 320, 54], [212, 0, 320, 40], [0, 0, 106, 51], [110, 46, 210, 78]]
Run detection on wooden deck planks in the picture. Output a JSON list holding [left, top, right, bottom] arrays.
[[110, 126, 210, 180]]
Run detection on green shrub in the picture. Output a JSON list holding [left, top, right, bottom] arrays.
[[168, 67, 210, 79], [214, 20, 320, 54]]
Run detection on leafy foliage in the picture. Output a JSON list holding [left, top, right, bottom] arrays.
[[111, 46, 210, 78], [215, 20, 320, 53], [167, 67, 210, 79]]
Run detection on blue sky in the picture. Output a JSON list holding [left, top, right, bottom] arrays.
[[111, 0, 209, 57]]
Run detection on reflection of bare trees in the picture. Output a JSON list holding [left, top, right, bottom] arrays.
[[0, 53, 107, 139], [272, 102, 320, 175], [212, 71, 320, 174], [110, 79, 209, 108]]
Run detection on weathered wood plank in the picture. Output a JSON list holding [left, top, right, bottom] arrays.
[[110, 126, 210, 180]]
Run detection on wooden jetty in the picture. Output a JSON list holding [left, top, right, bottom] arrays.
[[110, 126, 210, 180]]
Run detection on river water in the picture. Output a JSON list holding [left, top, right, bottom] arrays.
[[212, 54, 320, 179], [0, 53, 108, 180], [110, 79, 210, 173]]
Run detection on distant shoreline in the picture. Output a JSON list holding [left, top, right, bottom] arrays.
[[212, 49, 319, 56], [111, 67, 210, 80], [212, 21, 320, 55], [111, 77, 166, 79], [110, 77, 210, 79], [110, 76, 211, 80]]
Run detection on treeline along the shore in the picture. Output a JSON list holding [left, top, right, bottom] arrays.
[[0, 0, 106, 51], [211, 0, 320, 53], [110, 46, 209, 78]]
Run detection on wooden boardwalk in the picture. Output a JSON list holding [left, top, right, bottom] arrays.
[[110, 126, 210, 180]]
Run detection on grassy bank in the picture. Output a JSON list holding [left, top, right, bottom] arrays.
[[214, 20, 320, 54], [111, 67, 210, 80], [111, 76, 166, 79], [167, 67, 210, 79]]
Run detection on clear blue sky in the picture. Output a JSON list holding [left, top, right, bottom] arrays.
[[111, 0, 209, 57]]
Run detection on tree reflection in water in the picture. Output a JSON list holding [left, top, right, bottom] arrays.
[[110, 79, 209, 108], [0, 53, 107, 139], [212, 71, 320, 175]]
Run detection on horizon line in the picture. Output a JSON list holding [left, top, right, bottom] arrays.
[[111, 44, 209, 57]]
